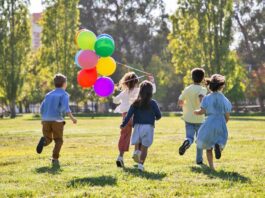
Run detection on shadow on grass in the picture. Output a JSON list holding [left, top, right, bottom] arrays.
[[191, 165, 251, 183], [230, 117, 265, 122], [68, 176, 117, 187], [123, 167, 166, 180], [35, 165, 62, 175]]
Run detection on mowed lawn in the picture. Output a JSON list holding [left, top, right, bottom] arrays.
[[0, 116, 265, 197]]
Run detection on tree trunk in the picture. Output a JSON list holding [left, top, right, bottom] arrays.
[[19, 101, 23, 113], [10, 99, 16, 118]]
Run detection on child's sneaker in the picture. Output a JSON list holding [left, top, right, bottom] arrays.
[[36, 137, 46, 154], [51, 159, 60, 167], [138, 163, 144, 172], [179, 140, 190, 155], [132, 150, 141, 163], [214, 144, 221, 159], [116, 156, 124, 168]]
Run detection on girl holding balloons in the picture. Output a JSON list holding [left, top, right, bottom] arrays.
[[113, 72, 156, 168]]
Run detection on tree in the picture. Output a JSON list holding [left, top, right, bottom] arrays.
[[0, 0, 31, 117], [234, 0, 265, 111], [168, 0, 247, 103], [40, 0, 87, 103], [78, 0, 179, 108], [79, 0, 168, 82]]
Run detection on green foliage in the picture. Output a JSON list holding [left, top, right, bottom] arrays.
[[234, 0, 265, 110], [0, 0, 31, 117], [40, 0, 87, 103], [168, 0, 247, 103], [79, 0, 168, 81]]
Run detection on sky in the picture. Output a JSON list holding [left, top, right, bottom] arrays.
[[29, 0, 178, 14]]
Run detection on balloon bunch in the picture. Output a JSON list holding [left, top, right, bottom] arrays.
[[74, 29, 116, 97]]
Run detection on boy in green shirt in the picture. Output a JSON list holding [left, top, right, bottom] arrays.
[[178, 68, 207, 164]]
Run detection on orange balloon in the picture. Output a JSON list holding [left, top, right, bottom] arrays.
[[77, 68, 97, 88]]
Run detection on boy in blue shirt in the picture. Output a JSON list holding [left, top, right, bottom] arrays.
[[36, 74, 77, 166]]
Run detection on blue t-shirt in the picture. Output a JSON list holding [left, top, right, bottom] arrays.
[[121, 99, 162, 127], [40, 88, 71, 121]]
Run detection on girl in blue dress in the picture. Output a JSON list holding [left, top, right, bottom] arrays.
[[194, 74, 232, 169]]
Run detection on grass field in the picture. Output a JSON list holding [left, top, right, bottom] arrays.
[[0, 115, 265, 197]]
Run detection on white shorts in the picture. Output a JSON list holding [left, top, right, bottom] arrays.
[[131, 124, 154, 147]]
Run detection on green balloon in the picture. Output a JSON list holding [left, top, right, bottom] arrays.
[[95, 36, 115, 57], [77, 30, 96, 50]]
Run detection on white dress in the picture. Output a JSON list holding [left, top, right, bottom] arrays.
[[113, 83, 156, 113]]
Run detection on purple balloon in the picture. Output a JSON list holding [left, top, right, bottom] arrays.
[[94, 77, 115, 97]]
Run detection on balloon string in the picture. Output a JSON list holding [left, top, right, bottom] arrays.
[[114, 75, 146, 86], [116, 62, 152, 75]]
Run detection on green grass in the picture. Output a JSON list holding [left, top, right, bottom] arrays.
[[0, 115, 265, 197]]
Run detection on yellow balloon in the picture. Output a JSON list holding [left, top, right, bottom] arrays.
[[96, 57, 116, 76]]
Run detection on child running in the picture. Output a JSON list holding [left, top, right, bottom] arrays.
[[113, 72, 156, 167], [120, 80, 161, 171], [194, 74, 232, 169], [36, 74, 77, 166], [178, 68, 207, 164]]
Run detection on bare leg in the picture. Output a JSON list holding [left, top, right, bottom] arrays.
[[206, 149, 214, 169], [140, 145, 148, 164], [119, 151, 124, 157], [135, 143, 142, 151], [135, 144, 140, 151]]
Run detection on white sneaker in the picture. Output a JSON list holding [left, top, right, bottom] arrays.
[[138, 163, 144, 172], [116, 156, 124, 168], [132, 150, 141, 163]]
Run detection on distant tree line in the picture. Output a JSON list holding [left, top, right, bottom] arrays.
[[0, 0, 264, 117]]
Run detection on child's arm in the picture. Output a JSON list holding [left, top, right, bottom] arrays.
[[225, 113, 230, 123], [120, 106, 135, 128], [67, 112, 77, 124], [199, 94, 204, 103], [194, 108, 206, 115], [147, 75, 156, 93], [178, 89, 186, 107], [178, 100, 184, 107], [40, 99, 45, 115], [153, 101, 162, 120], [62, 94, 77, 124], [113, 91, 125, 104]]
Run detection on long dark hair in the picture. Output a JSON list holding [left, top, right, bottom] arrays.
[[206, 74, 225, 92], [133, 80, 153, 109]]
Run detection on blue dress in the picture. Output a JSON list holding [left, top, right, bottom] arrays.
[[197, 92, 232, 150]]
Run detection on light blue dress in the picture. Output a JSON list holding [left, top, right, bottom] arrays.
[[197, 92, 232, 150]]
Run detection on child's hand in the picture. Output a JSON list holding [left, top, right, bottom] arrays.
[[72, 118, 77, 124], [147, 75, 155, 83], [194, 110, 200, 115]]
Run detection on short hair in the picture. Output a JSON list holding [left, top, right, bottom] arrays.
[[54, 73, 67, 88], [206, 74, 225, 92], [191, 68, 205, 83]]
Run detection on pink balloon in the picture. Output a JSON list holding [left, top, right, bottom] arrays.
[[77, 50, 98, 69]]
